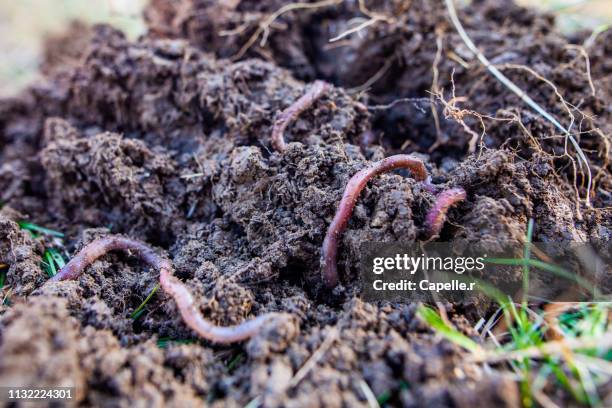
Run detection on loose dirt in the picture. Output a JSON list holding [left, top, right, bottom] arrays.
[[0, 0, 610, 406]]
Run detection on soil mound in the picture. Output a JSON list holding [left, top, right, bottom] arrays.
[[0, 0, 609, 406]]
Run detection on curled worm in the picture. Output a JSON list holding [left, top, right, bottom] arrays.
[[424, 187, 466, 238], [320, 155, 428, 288], [51, 235, 289, 343], [271, 80, 331, 152]]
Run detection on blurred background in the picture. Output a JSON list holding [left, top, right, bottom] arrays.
[[0, 0, 610, 96]]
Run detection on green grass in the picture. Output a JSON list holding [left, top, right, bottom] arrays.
[[0, 263, 8, 305], [484, 257, 599, 297], [42, 248, 66, 277], [0, 266, 6, 289], [130, 284, 160, 320], [523, 219, 534, 307], [376, 380, 409, 406], [18, 221, 64, 238], [18, 220, 67, 279], [417, 305, 481, 352], [420, 301, 609, 407], [226, 352, 245, 372], [483, 218, 600, 299], [418, 220, 610, 407], [157, 337, 195, 349]]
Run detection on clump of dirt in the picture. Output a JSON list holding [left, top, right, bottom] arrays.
[[0, 0, 610, 406], [145, 0, 611, 204], [42, 119, 182, 239], [0, 296, 85, 397], [0, 209, 46, 297]]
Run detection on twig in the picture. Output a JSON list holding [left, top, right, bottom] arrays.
[[50, 236, 290, 343], [321, 155, 427, 288], [289, 327, 338, 387], [429, 27, 445, 149], [564, 44, 596, 97], [2, 288, 12, 305], [533, 389, 562, 408], [271, 80, 331, 152], [348, 56, 394, 94], [444, 0, 592, 206], [358, 380, 381, 408], [366, 97, 431, 111], [433, 89, 486, 153], [244, 327, 339, 408], [329, 17, 383, 43], [495, 63, 576, 131]]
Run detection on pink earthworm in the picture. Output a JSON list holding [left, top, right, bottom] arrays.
[[425, 187, 466, 238], [321, 155, 428, 288], [50, 235, 288, 343], [271, 80, 331, 152]]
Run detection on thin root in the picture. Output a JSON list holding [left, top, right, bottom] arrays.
[[50, 236, 290, 343], [429, 26, 444, 150], [231, 0, 342, 61], [444, 0, 593, 206]]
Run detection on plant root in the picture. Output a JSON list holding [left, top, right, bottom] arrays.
[[321, 155, 428, 288], [425, 187, 466, 238], [231, 0, 342, 61], [50, 235, 290, 343], [445, 0, 593, 205], [271, 80, 331, 152]]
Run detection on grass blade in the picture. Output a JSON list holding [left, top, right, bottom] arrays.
[[18, 221, 64, 238], [48, 248, 66, 268], [417, 305, 481, 352], [43, 250, 57, 277], [130, 284, 160, 320], [523, 219, 534, 307], [484, 258, 598, 297], [157, 337, 195, 348]]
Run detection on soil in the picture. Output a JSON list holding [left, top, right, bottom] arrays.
[[0, 0, 610, 406]]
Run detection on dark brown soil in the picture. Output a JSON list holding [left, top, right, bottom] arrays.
[[0, 0, 610, 406]]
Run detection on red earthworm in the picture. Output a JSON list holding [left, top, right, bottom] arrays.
[[321, 155, 428, 288], [50, 235, 289, 343], [271, 80, 331, 152], [425, 187, 466, 238]]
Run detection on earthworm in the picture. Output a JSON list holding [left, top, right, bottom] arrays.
[[424, 187, 466, 238], [50, 235, 288, 343], [321, 155, 428, 288], [271, 80, 331, 152]]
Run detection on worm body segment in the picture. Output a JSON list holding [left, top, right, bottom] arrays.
[[321, 155, 428, 288], [425, 187, 467, 238], [271, 80, 331, 152], [51, 235, 288, 343]]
